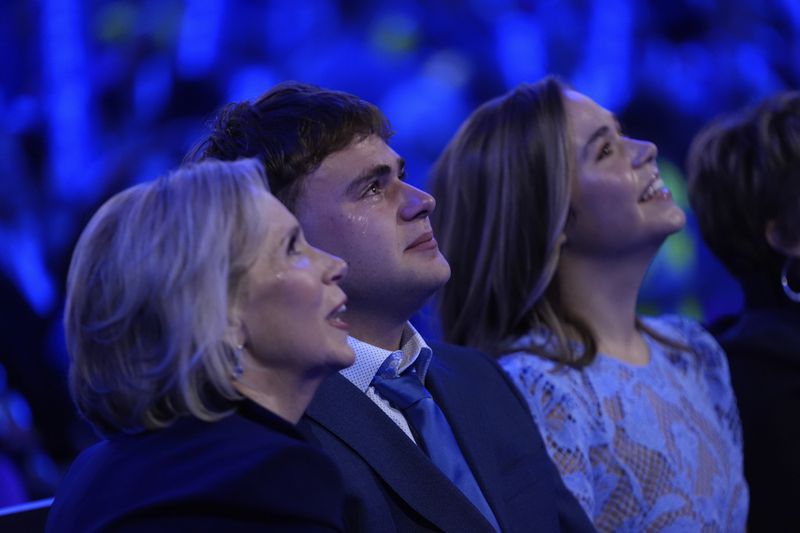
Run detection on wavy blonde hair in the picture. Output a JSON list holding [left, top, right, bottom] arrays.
[[65, 158, 269, 436]]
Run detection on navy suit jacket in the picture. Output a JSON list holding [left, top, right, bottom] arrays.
[[301, 341, 595, 532], [46, 400, 345, 532]]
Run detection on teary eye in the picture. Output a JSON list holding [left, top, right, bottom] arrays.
[[363, 181, 381, 197]]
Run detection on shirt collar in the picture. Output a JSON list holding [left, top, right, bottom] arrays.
[[339, 322, 432, 392]]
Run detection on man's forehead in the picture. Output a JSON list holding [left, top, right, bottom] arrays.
[[307, 135, 401, 189]]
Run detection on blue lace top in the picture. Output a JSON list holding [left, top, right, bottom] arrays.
[[500, 315, 748, 532]]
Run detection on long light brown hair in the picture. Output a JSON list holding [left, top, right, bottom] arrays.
[[431, 77, 677, 366]]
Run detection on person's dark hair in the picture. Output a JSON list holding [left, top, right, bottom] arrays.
[[687, 91, 800, 287], [187, 81, 393, 212]]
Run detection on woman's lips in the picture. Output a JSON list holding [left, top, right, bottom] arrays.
[[327, 301, 350, 330]]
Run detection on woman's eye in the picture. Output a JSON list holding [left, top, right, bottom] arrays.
[[596, 143, 613, 161], [287, 235, 300, 255]]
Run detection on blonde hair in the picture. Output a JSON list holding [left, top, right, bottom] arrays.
[[64, 158, 269, 436]]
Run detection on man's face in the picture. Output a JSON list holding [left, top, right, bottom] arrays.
[[295, 134, 451, 321]]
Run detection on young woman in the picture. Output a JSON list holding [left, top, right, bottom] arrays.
[[47, 159, 353, 532], [430, 77, 748, 532]]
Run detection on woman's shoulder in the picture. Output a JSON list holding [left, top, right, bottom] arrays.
[[642, 314, 736, 397], [499, 330, 569, 373], [499, 341, 597, 417], [499, 340, 578, 393], [642, 314, 727, 364], [498, 339, 607, 459], [499, 350, 560, 376], [85, 406, 317, 475], [641, 313, 711, 342]]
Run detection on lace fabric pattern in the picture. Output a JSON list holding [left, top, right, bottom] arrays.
[[500, 315, 748, 532]]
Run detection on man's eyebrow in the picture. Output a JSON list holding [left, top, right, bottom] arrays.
[[344, 157, 404, 196], [344, 164, 391, 196]]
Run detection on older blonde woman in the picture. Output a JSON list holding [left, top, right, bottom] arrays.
[[47, 159, 352, 532]]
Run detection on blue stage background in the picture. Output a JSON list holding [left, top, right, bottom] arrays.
[[1, 0, 798, 503]]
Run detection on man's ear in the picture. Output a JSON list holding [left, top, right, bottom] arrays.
[[765, 219, 800, 257]]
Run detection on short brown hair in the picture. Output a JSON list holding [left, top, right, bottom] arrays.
[[187, 81, 392, 212], [687, 91, 800, 285]]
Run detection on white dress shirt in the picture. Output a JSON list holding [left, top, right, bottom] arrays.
[[338, 323, 432, 443]]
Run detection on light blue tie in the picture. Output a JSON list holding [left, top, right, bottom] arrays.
[[372, 361, 500, 531]]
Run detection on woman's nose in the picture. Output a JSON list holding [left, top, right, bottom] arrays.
[[324, 253, 348, 284], [629, 138, 658, 167]]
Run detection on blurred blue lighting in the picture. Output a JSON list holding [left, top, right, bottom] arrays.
[[177, 0, 223, 78], [571, 0, 633, 111], [134, 56, 173, 121], [370, 11, 419, 53], [0, 225, 56, 316], [495, 12, 546, 88], [643, 41, 711, 115], [779, 0, 800, 30], [264, 0, 338, 55], [735, 44, 781, 99], [381, 75, 468, 158], [41, 0, 93, 201], [7, 392, 33, 432], [423, 50, 472, 88], [227, 66, 279, 103], [6, 96, 39, 135]]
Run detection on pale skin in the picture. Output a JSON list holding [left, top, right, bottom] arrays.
[[230, 191, 352, 423], [295, 135, 451, 351], [233, 366, 324, 425], [557, 90, 686, 365]]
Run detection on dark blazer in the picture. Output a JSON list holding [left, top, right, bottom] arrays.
[[712, 304, 800, 532], [46, 400, 345, 532], [301, 342, 596, 532]]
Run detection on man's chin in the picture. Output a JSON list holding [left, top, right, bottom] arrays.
[[423, 253, 451, 280], [414, 260, 451, 288], [413, 272, 451, 303]]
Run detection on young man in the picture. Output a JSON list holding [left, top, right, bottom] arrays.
[[189, 82, 595, 533]]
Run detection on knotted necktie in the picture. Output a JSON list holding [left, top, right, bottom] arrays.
[[372, 361, 500, 531]]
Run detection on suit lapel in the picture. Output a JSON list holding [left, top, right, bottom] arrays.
[[304, 373, 495, 532]]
